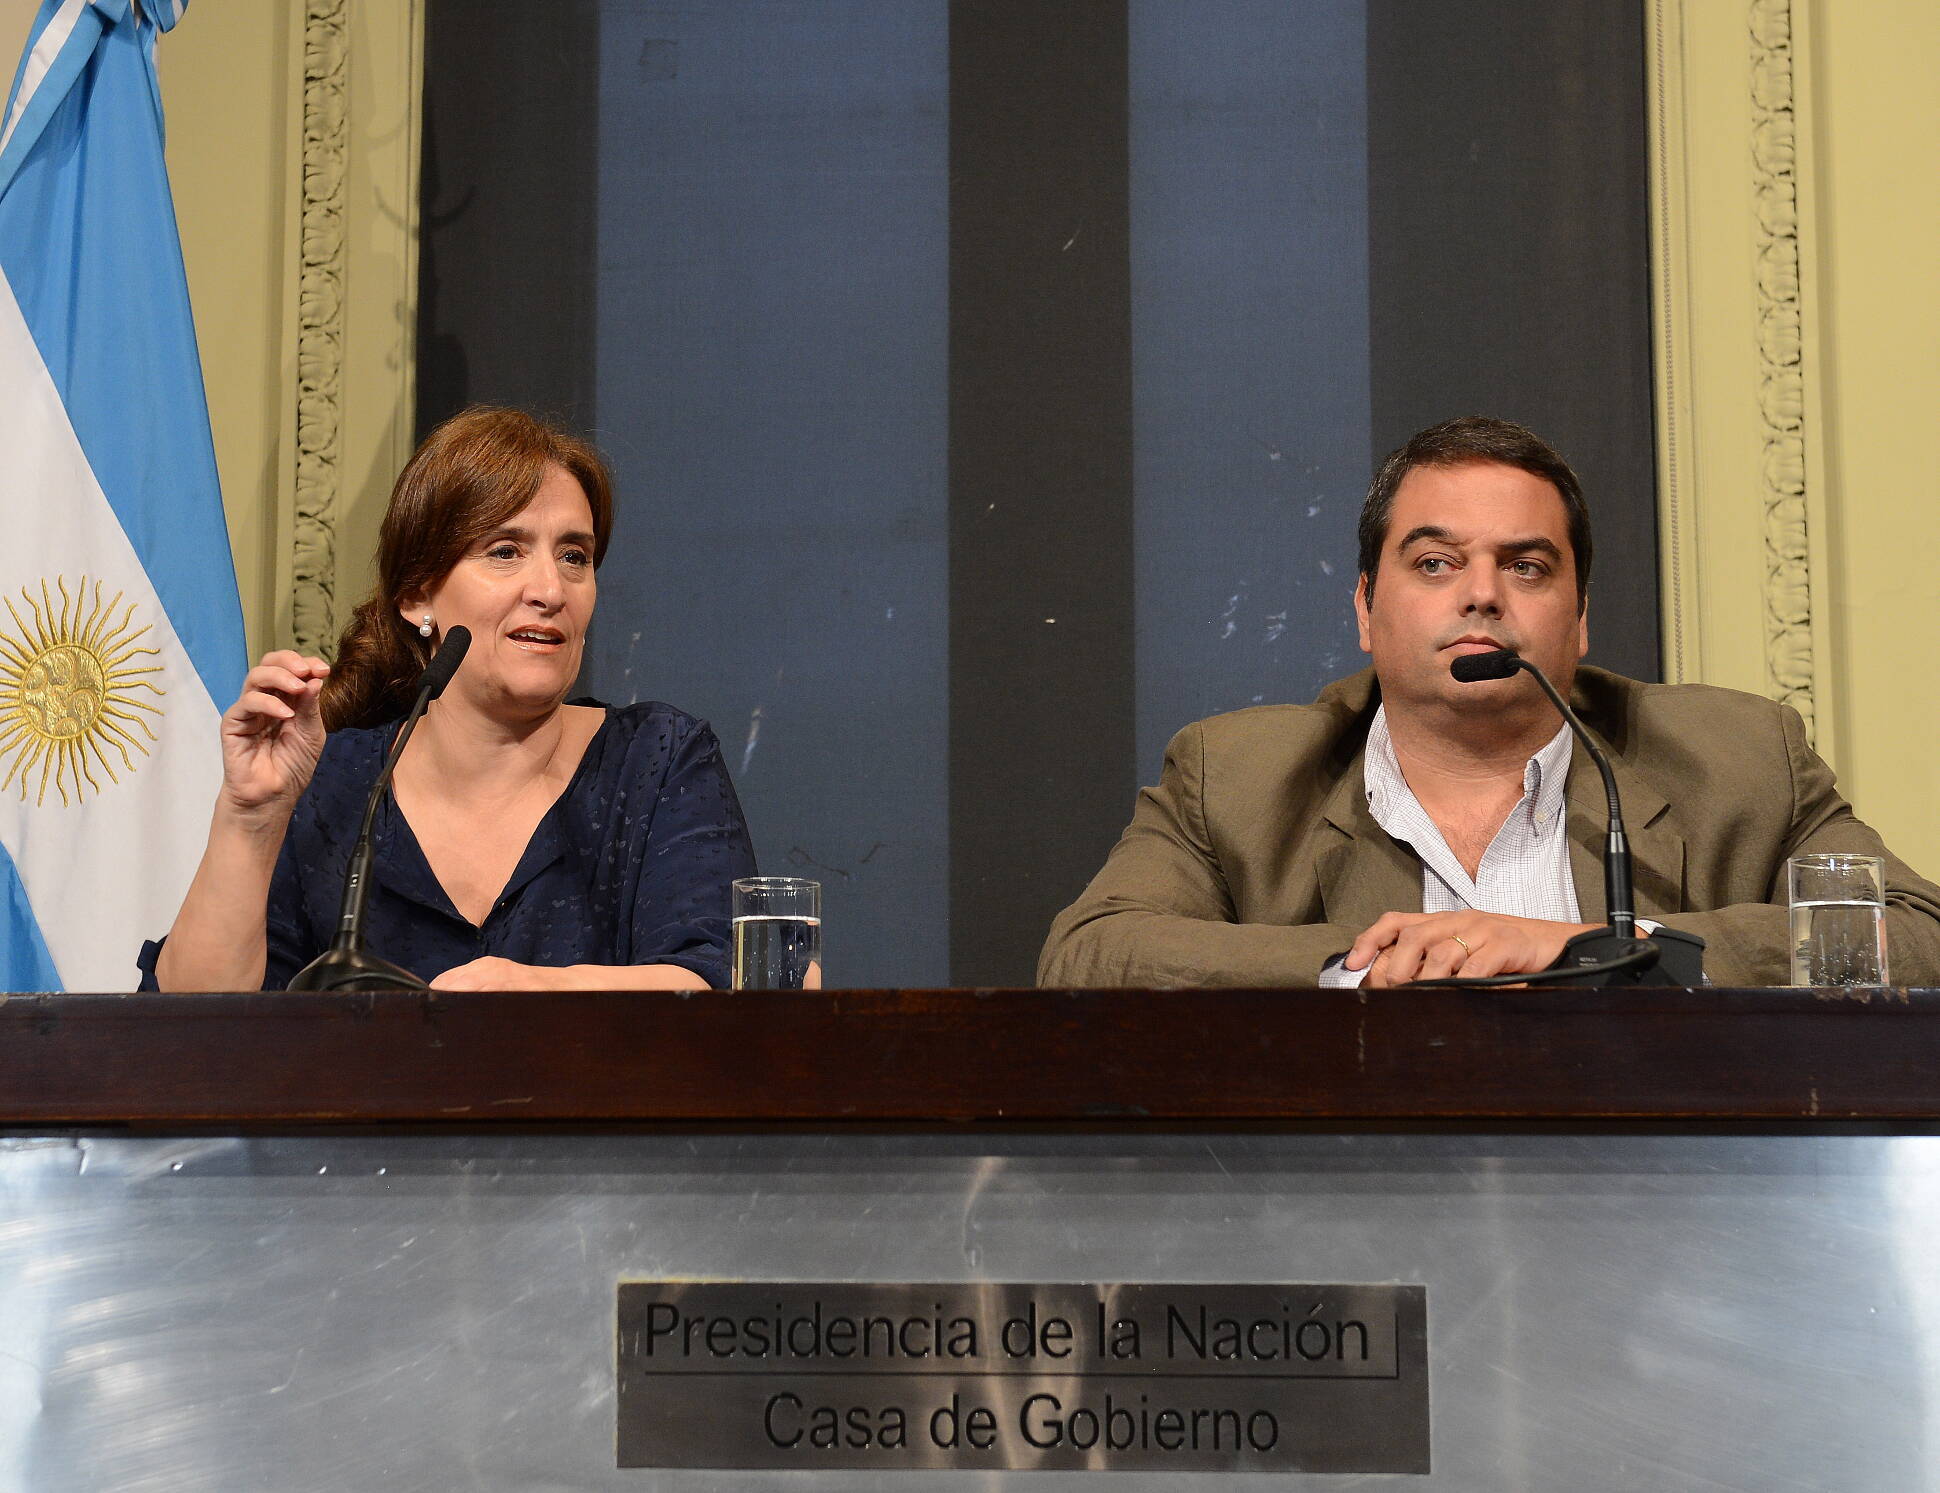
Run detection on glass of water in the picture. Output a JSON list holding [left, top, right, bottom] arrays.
[[731, 877, 823, 990], [1788, 853, 1889, 987]]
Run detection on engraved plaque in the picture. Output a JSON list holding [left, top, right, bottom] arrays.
[[617, 1282, 1428, 1472]]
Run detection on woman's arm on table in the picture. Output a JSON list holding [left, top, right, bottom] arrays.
[[427, 958, 709, 991]]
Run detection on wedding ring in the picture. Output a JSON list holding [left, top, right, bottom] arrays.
[[1449, 934, 1472, 958]]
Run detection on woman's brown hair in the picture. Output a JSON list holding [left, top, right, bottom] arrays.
[[321, 406, 615, 730]]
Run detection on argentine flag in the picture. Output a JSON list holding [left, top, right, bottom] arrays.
[[0, 0, 243, 990]]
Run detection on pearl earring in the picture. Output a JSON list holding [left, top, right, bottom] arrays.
[[418, 614, 433, 638]]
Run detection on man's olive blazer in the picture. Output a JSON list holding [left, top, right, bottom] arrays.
[[1039, 666, 1940, 989]]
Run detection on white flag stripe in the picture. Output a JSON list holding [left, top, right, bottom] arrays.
[[0, 264, 223, 990], [0, 0, 88, 162]]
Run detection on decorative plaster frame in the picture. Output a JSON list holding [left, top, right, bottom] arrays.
[[285, 0, 422, 659], [293, 0, 349, 657], [1647, 0, 1833, 755], [294, 0, 1839, 736], [1749, 0, 1815, 738]]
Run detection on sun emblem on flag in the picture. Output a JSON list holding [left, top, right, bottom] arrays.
[[0, 577, 166, 807]]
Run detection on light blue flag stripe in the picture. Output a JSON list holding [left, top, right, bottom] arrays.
[[0, 0, 242, 710], [0, 1, 121, 194], [0, 843, 62, 990]]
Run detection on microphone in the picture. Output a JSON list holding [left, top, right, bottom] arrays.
[[1442, 647, 1704, 986], [288, 626, 472, 992], [1451, 648, 1632, 933]]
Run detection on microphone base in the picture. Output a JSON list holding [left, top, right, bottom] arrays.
[[287, 946, 428, 993], [1545, 927, 1706, 987]]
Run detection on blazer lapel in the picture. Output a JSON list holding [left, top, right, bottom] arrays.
[[1316, 754, 1424, 929], [1564, 734, 1685, 922]]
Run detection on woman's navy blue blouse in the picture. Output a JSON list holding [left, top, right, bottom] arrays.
[[138, 700, 755, 990]]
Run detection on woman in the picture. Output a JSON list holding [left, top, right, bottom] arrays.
[[147, 407, 755, 991]]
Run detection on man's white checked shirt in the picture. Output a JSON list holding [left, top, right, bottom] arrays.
[[1318, 705, 1580, 987]]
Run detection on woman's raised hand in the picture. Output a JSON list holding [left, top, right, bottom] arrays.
[[219, 651, 331, 818]]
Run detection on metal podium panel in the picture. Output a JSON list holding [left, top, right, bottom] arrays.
[[3, 1129, 1938, 1490]]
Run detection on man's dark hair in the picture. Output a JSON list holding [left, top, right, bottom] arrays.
[[1357, 415, 1592, 610]]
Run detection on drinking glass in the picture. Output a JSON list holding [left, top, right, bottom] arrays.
[[731, 877, 823, 990], [1787, 853, 1889, 987]]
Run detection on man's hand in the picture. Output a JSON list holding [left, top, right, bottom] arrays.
[[1347, 911, 1603, 987]]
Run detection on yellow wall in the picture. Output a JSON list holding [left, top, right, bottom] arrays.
[[1, 7, 30, 110], [1809, 1, 1940, 871], [159, 4, 298, 659], [1653, 0, 1940, 874]]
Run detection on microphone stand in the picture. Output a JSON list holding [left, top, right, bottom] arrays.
[[1500, 658, 1633, 938], [287, 627, 472, 992], [1425, 649, 1705, 988]]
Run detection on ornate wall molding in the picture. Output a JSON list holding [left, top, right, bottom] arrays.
[[1749, 0, 1815, 740], [293, 0, 349, 657]]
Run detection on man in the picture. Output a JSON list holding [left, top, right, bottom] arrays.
[[1038, 416, 1940, 989]]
